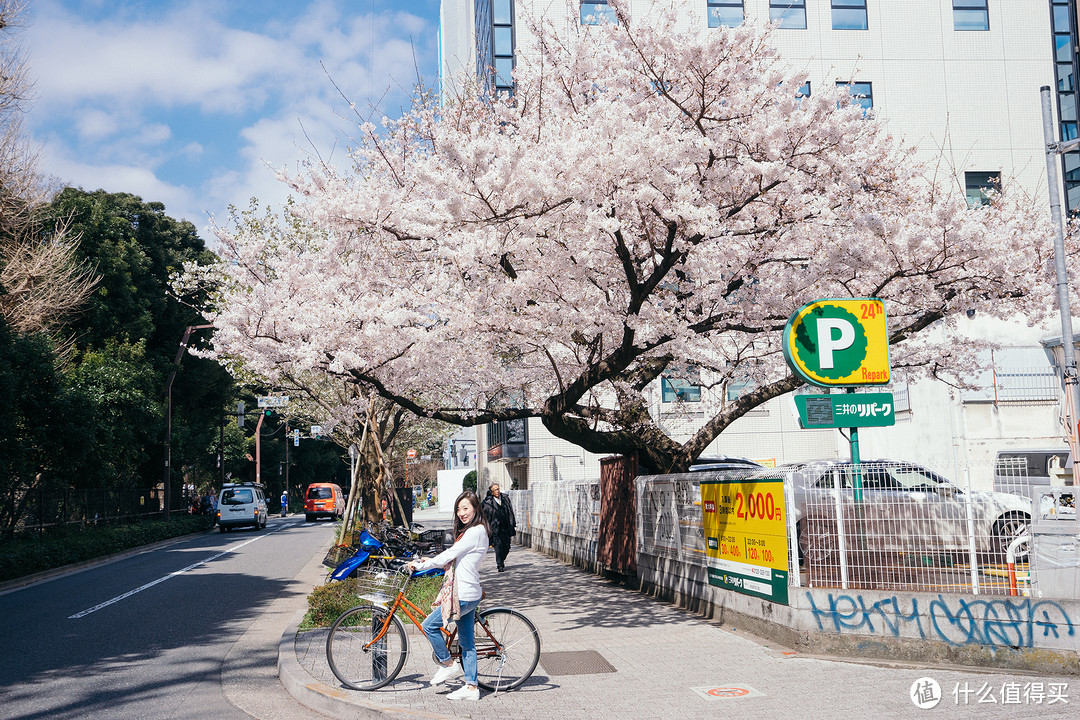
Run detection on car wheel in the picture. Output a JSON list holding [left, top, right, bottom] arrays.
[[219, 525, 227, 533], [305, 513, 313, 522], [992, 514, 1030, 560]]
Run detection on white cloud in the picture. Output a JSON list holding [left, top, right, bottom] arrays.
[[134, 123, 172, 146], [41, 145, 202, 225], [74, 109, 120, 139], [25, 0, 439, 240], [28, 1, 300, 115]]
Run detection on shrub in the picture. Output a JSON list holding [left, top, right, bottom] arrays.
[[303, 572, 445, 629], [0, 516, 213, 583]]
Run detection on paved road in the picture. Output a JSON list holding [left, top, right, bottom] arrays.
[[0, 515, 331, 720]]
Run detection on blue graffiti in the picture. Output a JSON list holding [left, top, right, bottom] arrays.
[[806, 592, 1076, 648]]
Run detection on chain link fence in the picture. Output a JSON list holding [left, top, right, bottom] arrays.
[[511, 461, 1079, 599]]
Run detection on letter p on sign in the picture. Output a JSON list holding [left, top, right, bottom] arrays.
[[817, 318, 855, 369], [782, 298, 890, 387]]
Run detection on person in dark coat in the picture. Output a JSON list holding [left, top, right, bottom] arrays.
[[481, 483, 516, 572]]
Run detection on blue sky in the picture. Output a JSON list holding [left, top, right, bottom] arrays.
[[23, 0, 442, 237]]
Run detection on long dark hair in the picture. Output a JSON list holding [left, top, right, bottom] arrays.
[[453, 490, 490, 538]]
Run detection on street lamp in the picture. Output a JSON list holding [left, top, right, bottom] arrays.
[[163, 324, 213, 520]]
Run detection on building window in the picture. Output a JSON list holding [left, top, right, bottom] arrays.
[[661, 365, 702, 403], [662, 378, 702, 403], [837, 81, 873, 112], [486, 419, 528, 461], [580, 0, 617, 25], [708, 0, 744, 27], [953, 0, 989, 31], [832, 0, 868, 30], [770, 0, 806, 29], [492, 0, 514, 95], [796, 81, 811, 97], [475, 0, 515, 97], [965, 171, 1001, 207], [961, 347, 1058, 404]]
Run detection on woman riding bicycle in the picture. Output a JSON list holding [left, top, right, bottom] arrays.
[[405, 490, 489, 701]]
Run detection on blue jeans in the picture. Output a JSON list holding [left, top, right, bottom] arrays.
[[422, 598, 481, 686]]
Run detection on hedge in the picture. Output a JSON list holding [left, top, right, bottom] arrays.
[[0, 516, 213, 583], [303, 572, 444, 629]]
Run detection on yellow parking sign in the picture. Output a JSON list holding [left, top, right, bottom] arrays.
[[783, 298, 890, 387]]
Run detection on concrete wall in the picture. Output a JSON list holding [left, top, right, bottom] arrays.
[[635, 549, 1080, 674]]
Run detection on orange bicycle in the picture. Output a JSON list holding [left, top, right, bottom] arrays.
[[325, 566, 541, 691]]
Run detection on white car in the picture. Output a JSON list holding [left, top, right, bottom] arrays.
[[217, 482, 268, 532], [749, 460, 1032, 562]]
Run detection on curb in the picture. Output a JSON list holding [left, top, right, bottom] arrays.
[[277, 608, 459, 720]]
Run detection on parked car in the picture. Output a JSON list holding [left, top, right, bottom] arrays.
[[747, 460, 1032, 562], [993, 447, 1072, 493], [688, 455, 764, 473], [217, 482, 268, 532], [305, 482, 345, 522]]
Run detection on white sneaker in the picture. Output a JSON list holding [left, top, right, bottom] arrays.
[[430, 661, 462, 686], [446, 685, 480, 701]]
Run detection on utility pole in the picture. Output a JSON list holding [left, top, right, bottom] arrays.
[[163, 324, 213, 521], [1041, 86, 1080, 498]]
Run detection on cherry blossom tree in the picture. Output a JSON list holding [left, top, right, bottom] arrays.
[[194, 4, 1053, 473]]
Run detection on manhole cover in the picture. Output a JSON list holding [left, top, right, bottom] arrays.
[[539, 650, 617, 676]]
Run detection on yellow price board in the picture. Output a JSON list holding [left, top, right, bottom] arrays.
[[700, 477, 789, 604]]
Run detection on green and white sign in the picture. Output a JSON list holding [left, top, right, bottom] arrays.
[[794, 393, 896, 429]]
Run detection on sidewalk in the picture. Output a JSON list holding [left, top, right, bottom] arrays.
[[278, 508, 1075, 720]]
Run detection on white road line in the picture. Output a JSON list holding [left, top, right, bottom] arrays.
[[68, 523, 292, 619]]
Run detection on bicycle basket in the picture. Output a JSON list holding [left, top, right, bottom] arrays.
[[419, 529, 450, 551], [352, 566, 408, 606], [322, 544, 354, 569]]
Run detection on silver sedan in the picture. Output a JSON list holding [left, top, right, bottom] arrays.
[[750, 459, 1032, 562]]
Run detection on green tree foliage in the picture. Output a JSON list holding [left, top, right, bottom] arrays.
[[53, 341, 159, 489], [42, 189, 234, 492], [0, 324, 62, 537]]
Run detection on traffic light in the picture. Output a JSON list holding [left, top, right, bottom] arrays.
[[264, 408, 274, 418]]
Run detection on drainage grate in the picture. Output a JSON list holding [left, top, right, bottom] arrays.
[[539, 650, 617, 676]]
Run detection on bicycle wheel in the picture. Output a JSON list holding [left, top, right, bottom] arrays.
[[326, 604, 408, 690], [474, 608, 541, 691]]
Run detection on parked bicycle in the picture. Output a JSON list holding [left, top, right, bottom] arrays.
[[325, 566, 541, 692], [325, 523, 446, 582]]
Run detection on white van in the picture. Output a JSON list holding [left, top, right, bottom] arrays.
[[217, 482, 268, 532], [993, 448, 1072, 495]]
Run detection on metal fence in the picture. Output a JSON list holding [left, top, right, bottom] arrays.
[[509, 480, 599, 540], [791, 460, 1029, 596], [510, 465, 1078, 599], [636, 474, 710, 562], [9, 487, 187, 536]]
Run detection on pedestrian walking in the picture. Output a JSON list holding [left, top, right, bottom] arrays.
[[405, 490, 490, 701], [481, 483, 516, 572], [280, 490, 288, 517]]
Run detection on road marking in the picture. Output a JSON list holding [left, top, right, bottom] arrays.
[[691, 685, 764, 699], [68, 525, 289, 619]]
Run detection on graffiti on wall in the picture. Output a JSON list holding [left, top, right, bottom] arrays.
[[806, 592, 1076, 648]]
